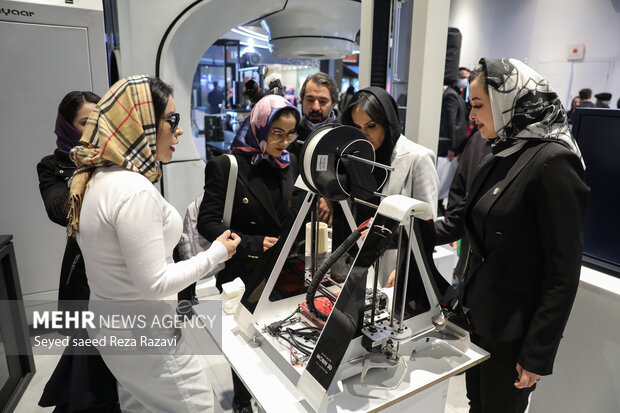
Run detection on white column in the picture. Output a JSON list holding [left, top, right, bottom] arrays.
[[404, 0, 450, 153], [358, 0, 374, 89]]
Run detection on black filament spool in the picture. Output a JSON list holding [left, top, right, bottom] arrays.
[[299, 125, 377, 201]]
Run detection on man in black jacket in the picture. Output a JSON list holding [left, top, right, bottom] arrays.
[[288, 72, 340, 226]]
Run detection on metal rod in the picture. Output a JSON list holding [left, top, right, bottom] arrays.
[[390, 226, 404, 328], [352, 197, 379, 210], [310, 199, 318, 278], [315, 284, 337, 301], [370, 256, 381, 328], [341, 154, 395, 171], [374, 192, 387, 198], [398, 217, 415, 330]]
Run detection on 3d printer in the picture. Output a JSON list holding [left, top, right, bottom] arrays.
[[200, 125, 488, 411]]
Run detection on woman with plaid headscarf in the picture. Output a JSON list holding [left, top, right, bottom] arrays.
[[68, 75, 240, 412]]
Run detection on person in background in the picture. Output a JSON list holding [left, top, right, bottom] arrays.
[[37, 91, 123, 412], [341, 86, 439, 286], [457, 66, 471, 97], [288, 72, 340, 225], [69, 75, 239, 412], [566, 95, 580, 124], [434, 130, 491, 293], [197, 94, 301, 413], [208, 81, 224, 114], [439, 84, 468, 160], [338, 85, 356, 115], [285, 86, 296, 106], [577, 88, 595, 107], [463, 58, 589, 412], [289, 72, 339, 151], [570, 88, 595, 124], [594, 92, 612, 108]]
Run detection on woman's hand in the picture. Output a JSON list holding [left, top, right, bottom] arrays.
[[385, 269, 396, 288], [514, 363, 541, 389], [216, 230, 241, 259], [318, 197, 333, 226], [263, 236, 279, 251]]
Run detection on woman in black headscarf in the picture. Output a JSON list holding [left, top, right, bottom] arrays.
[[37, 91, 123, 412], [462, 58, 589, 412], [338, 86, 439, 285], [37, 91, 100, 308]]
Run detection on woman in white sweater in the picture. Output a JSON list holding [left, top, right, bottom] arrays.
[[67, 75, 239, 412]]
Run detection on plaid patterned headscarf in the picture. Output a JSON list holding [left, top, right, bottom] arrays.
[[67, 75, 161, 236]]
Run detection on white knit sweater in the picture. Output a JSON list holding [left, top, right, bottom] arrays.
[[77, 166, 227, 300]]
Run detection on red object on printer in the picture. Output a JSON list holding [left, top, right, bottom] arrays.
[[299, 294, 339, 326]]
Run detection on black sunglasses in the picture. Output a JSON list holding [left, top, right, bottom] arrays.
[[162, 112, 180, 133]]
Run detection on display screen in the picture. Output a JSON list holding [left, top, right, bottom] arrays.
[[572, 108, 620, 277], [0, 236, 35, 410]]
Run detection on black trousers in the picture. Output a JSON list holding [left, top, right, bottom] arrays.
[[466, 333, 536, 413], [232, 369, 252, 406]]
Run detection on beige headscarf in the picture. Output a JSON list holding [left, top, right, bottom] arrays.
[[67, 75, 162, 236]]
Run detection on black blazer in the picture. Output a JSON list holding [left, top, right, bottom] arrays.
[[462, 141, 589, 375], [197, 153, 297, 289]]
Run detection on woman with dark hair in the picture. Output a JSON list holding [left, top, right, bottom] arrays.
[[37, 90, 100, 308], [460, 58, 589, 412], [340, 86, 439, 286], [37, 91, 125, 412], [67, 75, 240, 412], [197, 94, 300, 413], [566, 95, 580, 124]]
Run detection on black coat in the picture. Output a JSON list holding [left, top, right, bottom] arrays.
[[462, 141, 589, 375], [438, 86, 468, 155], [37, 150, 75, 226], [197, 153, 298, 290], [435, 132, 492, 279], [36, 151, 90, 306]]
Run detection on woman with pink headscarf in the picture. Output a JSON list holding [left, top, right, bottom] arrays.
[[197, 94, 300, 412]]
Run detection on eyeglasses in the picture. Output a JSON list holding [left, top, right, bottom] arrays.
[[162, 112, 180, 133], [271, 129, 298, 143]]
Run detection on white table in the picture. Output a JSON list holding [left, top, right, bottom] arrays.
[[191, 306, 488, 413]]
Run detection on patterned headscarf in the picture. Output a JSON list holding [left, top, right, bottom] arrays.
[[480, 58, 584, 168], [231, 94, 300, 169], [67, 75, 161, 236]]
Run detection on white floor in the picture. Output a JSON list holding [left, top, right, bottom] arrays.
[[13, 342, 472, 412]]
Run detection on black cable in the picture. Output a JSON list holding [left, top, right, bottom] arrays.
[[285, 331, 314, 351], [284, 260, 337, 301], [305, 228, 363, 321]]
